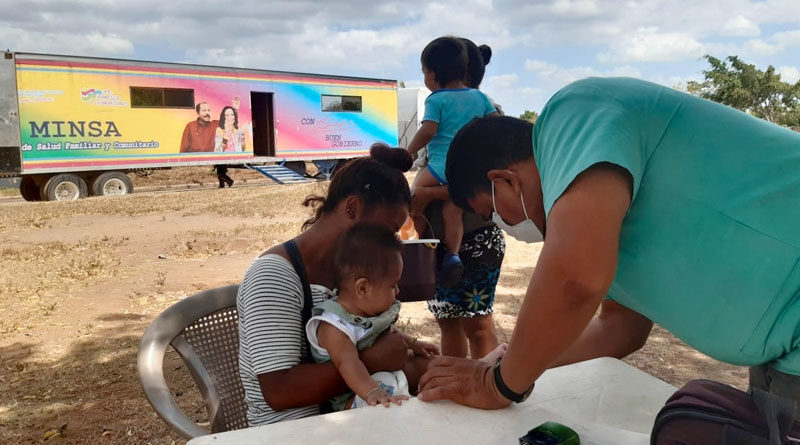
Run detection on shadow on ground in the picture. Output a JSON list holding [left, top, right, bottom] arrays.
[[0, 316, 206, 445]]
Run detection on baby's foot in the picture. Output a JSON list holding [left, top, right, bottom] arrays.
[[480, 343, 508, 364]]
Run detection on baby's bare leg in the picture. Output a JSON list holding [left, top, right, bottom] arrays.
[[411, 168, 442, 234]]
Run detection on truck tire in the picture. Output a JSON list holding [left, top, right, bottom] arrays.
[[20, 176, 42, 202], [40, 174, 88, 201], [91, 171, 133, 197]]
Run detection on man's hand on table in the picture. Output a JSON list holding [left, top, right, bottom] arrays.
[[416, 355, 511, 409]]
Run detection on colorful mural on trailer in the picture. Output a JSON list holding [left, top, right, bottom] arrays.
[[15, 58, 398, 172]]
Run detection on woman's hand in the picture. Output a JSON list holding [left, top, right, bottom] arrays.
[[417, 356, 511, 410], [409, 339, 440, 358], [360, 331, 409, 373]]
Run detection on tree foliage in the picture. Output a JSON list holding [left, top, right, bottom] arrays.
[[687, 55, 800, 128], [519, 109, 539, 122]]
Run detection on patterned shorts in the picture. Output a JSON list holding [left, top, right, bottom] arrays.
[[427, 225, 505, 319]]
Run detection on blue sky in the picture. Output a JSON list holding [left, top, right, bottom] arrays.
[[2, 0, 799, 117]]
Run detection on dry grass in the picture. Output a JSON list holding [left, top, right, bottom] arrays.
[[0, 172, 749, 444]]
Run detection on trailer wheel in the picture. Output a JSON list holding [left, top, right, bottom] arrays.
[[40, 174, 88, 201], [91, 171, 133, 197], [20, 176, 42, 202]]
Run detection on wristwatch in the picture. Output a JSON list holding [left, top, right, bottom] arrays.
[[493, 357, 535, 403]]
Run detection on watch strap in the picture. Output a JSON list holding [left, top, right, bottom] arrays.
[[493, 357, 534, 403]]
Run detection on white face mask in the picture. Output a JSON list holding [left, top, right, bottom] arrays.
[[491, 181, 543, 243]]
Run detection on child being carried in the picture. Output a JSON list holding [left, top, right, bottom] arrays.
[[406, 36, 498, 286]]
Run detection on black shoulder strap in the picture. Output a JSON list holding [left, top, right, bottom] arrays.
[[282, 239, 334, 414], [283, 239, 314, 338]]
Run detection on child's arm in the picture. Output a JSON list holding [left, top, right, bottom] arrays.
[[317, 323, 407, 406], [406, 121, 438, 155]]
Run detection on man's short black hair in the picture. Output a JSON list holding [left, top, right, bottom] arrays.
[[445, 116, 535, 209]]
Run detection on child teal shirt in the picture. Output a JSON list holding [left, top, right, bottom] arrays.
[[534, 77, 800, 375], [423, 88, 495, 183]]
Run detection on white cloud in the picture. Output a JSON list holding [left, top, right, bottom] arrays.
[[721, 15, 760, 37], [2, 0, 799, 117], [773, 29, 800, 47], [744, 38, 782, 56], [525, 59, 642, 85], [599, 27, 706, 63], [484, 74, 519, 90], [778, 66, 800, 84], [550, 0, 600, 17], [0, 27, 134, 56]]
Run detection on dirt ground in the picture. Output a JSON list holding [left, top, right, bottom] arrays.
[[0, 167, 749, 444]]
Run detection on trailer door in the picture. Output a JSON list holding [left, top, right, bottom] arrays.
[[250, 92, 275, 157], [0, 51, 21, 174]]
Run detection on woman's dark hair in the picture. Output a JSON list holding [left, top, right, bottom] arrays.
[[334, 223, 403, 286], [302, 142, 412, 230], [421, 36, 468, 88], [218, 106, 239, 130], [460, 38, 492, 89]]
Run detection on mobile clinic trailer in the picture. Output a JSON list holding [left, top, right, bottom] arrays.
[[0, 51, 399, 201]]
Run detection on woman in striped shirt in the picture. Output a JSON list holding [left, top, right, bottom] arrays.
[[237, 144, 429, 426]]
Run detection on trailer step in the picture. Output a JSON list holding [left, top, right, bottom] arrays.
[[244, 164, 313, 185]]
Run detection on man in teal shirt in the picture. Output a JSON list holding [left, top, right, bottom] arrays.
[[416, 77, 800, 418]]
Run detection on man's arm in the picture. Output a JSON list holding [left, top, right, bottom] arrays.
[[418, 164, 633, 407], [498, 164, 632, 394], [549, 299, 653, 368]]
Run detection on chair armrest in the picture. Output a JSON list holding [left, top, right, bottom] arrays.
[[138, 324, 209, 438]]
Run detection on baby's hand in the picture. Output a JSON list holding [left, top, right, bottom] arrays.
[[365, 386, 408, 407], [410, 338, 440, 358]]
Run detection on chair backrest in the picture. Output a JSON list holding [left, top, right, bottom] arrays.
[[138, 284, 248, 438]]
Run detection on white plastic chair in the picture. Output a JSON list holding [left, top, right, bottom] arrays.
[[137, 284, 248, 438]]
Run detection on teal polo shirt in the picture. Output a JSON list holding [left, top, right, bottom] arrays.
[[533, 77, 800, 375]]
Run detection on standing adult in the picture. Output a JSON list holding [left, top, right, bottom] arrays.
[[215, 165, 233, 188], [413, 38, 506, 359], [418, 77, 800, 421], [180, 96, 240, 153], [238, 143, 430, 426]]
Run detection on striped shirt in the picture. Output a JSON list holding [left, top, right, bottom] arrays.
[[237, 254, 332, 426]]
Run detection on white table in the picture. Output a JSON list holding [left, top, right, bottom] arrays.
[[189, 357, 676, 445]]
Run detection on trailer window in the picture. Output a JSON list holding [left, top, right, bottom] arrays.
[[321, 95, 362, 112], [131, 87, 195, 108]]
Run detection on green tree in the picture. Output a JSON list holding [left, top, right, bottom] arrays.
[[687, 55, 800, 127], [519, 109, 539, 122]]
